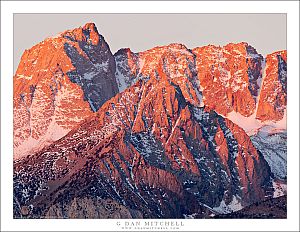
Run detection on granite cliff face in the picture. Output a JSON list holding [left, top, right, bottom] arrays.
[[13, 23, 287, 219], [256, 51, 287, 122], [114, 42, 287, 133], [14, 23, 118, 158], [193, 43, 264, 117], [115, 43, 202, 108], [14, 66, 273, 219]]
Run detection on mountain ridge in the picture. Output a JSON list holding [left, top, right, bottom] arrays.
[[14, 22, 118, 158], [14, 77, 274, 218], [13, 22, 287, 219]]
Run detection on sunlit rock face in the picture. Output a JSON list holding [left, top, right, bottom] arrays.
[[13, 22, 286, 219], [14, 23, 118, 158], [193, 42, 264, 117], [256, 51, 287, 122], [14, 67, 273, 219]]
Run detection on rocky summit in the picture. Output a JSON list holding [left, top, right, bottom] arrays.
[[14, 23, 118, 158], [13, 22, 287, 219]]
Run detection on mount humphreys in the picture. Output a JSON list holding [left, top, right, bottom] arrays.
[[13, 23, 287, 219]]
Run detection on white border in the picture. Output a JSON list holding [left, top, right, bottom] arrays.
[[1, 1, 299, 231]]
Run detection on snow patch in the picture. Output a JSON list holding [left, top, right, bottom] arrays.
[[273, 181, 287, 198], [16, 74, 33, 80], [83, 71, 97, 81], [226, 109, 286, 136], [254, 61, 267, 113], [183, 213, 198, 219], [88, 98, 97, 112], [115, 69, 128, 92], [14, 120, 70, 160], [250, 129, 287, 179], [95, 60, 109, 71], [213, 196, 243, 214], [246, 53, 261, 59], [138, 57, 145, 75]]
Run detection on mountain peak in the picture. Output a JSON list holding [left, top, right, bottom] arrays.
[[166, 43, 188, 50], [268, 50, 287, 59], [114, 47, 134, 56], [82, 22, 97, 31], [13, 23, 287, 219], [54, 22, 101, 45], [13, 22, 119, 158]]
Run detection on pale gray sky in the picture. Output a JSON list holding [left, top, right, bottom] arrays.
[[14, 13, 286, 73]]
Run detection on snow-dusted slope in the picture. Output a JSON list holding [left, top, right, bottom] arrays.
[[13, 22, 287, 219], [14, 65, 274, 218], [114, 43, 287, 136], [250, 126, 287, 180], [14, 23, 118, 158]]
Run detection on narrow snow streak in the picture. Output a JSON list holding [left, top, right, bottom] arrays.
[[166, 115, 181, 145]]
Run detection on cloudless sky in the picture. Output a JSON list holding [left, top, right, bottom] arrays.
[[14, 13, 286, 73]]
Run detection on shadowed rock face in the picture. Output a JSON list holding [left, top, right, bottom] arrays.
[[114, 42, 272, 117], [14, 26, 287, 159], [214, 195, 287, 219], [13, 23, 118, 158], [14, 74, 273, 219], [13, 23, 286, 219], [251, 128, 287, 180], [63, 23, 118, 112], [114, 43, 287, 125], [45, 198, 143, 219]]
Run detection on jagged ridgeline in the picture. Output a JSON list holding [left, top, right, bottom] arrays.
[[14, 23, 287, 219]]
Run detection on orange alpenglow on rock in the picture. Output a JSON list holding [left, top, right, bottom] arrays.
[[14, 23, 287, 159], [115, 41, 286, 131], [256, 50, 287, 122], [13, 22, 287, 219], [14, 75, 274, 218], [14, 23, 118, 158]]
